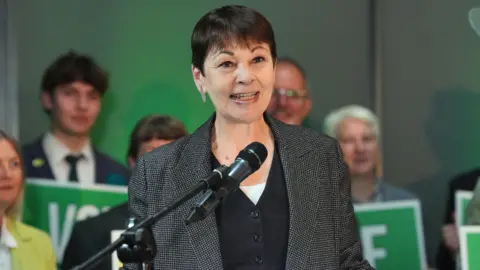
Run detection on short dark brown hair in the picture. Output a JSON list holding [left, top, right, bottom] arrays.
[[41, 50, 109, 97], [191, 5, 277, 75], [127, 115, 188, 160]]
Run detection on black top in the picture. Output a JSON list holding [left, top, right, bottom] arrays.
[[213, 146, 290, 270]]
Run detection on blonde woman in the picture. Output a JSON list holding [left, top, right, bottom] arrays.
[[0, 130, 56, 270]]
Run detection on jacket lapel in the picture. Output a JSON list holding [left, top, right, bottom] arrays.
[[266, 115, 324, 270], [168, 113, 323, 270], [27, 137, 55, 180], [168, 115, 224, 270], [94, 150, 108, 184]]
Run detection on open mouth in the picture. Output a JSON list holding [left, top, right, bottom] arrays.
[[229, 91, 260, 103]]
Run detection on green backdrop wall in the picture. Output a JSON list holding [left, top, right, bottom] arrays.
[[13, 0, 372, 164]]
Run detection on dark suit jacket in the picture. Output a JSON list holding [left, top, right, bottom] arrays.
[[126, 113, 373, 270], [62, 202, 129, 270], [22, 135, 131, 185], [436, 169, 480, 270]]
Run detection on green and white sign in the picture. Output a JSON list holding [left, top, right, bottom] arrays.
[[455, 190, 473, 227], [459, 226, 480, 270], [353, 200, 426, 270], [22, 178, 128, 263]]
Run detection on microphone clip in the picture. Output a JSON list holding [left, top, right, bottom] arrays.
[[185, 165, 231, 225]]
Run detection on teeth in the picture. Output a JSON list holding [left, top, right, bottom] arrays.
[[231, 92, 257, 98]]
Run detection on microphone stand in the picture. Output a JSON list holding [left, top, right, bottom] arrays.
[[70, 166, 229, 270]]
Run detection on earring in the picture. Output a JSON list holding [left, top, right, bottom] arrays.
[[201, 91, 207, 103]]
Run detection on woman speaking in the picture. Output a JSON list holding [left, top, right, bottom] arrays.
[[127, 5, 373, 270]]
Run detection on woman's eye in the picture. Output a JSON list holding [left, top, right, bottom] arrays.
[[219, 61, 234, 68], [10, 160, 20, 167], [253, 56, 265, 63]]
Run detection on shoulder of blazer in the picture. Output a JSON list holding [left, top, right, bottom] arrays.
[[94, 149, 129, 172], [137, 114, 342, 185], [139, 114, 341, 168], [7, 217, 50, 243], [7, 217, 56, 264], [269, 116, 340, 155], [450, 168, 480, 191], [74, 202, 129, 232], [21, 136, 45, 160], [141, 133, 195, 173]]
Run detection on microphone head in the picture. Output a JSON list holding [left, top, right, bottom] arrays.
[[237, 142, 268, 171]]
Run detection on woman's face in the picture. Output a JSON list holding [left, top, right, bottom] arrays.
[[193, 41, 275, 124], [0, 139, 23, 213]]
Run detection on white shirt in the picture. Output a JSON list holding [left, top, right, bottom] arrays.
[[42, 132, 95, 185], [240, 183, 267, 205], [0, 218, 17, 270]]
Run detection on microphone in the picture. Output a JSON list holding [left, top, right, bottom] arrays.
[[185, 142, 268, 224], [71, 143, 267, 269], [199, 165, 230, 191]]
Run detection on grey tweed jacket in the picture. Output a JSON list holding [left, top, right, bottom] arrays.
[[126, 114, 374, 270]]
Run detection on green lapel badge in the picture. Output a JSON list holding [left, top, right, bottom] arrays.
[[32, 158, 45, 168]]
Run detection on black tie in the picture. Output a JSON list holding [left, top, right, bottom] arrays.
[[65, 154, 83, 182]]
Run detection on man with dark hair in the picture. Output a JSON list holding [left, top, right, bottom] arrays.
[[22, 50, 130, 186], [267, 56, 312, 126], [61, 114, 188, 270]]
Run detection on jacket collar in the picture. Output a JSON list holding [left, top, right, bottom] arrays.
[[6, 216, 33, 244]]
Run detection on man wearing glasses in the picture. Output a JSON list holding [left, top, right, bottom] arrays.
[[267, 57, 312, 125]]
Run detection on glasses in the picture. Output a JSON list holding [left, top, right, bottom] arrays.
[[272, 88, 309, 106], [272, 88, 308, 99]]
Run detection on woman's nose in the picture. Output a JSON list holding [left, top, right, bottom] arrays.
[[0, 163, 9, 179], [236, 65, 254, 84]]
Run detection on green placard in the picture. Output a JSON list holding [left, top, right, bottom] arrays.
[[22, 178, 128, 264], [354, 200, 426, 270], [459, 226, 480, 270], [455, 190, 473, 227]]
